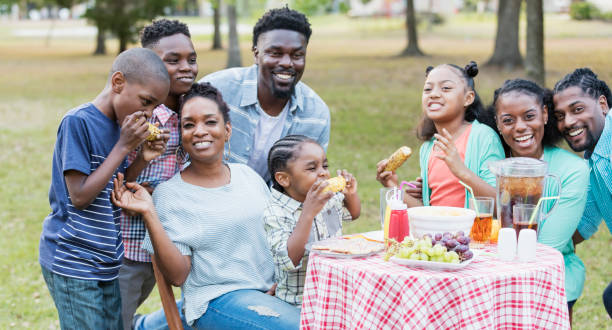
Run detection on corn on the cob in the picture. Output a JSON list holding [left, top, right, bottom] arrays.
[[146, 123, 161, 141], [323, 176, 346, 193], [384, 146, 412, 172]]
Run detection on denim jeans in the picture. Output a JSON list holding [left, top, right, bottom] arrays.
[[135, 289, 300, 330], [41, 265, 123, 330]]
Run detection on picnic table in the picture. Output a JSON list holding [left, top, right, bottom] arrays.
[[300, 242, 570, 329]]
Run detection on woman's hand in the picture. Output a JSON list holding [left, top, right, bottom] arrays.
[[141, 125, 170, 162], [265, 283, 277, 296], [433, 128, 469, 179], [338, 169, 358, 195], [111, 172, 154, 216], [376, 158, 399, 188], [404, 177, 423, 202]]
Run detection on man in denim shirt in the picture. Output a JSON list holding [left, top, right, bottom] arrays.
[[553, 68, 612, 318], [200, 7, 330, 183]]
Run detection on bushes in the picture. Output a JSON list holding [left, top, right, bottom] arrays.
[[570, 2, 600, 20]]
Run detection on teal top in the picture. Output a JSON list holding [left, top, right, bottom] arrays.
[[419, 120, 505, 207], [539, 146, 589, 302]]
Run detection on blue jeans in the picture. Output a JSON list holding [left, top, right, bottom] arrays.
[[41, 265, 122, 329], [135, 289, 300, 330]]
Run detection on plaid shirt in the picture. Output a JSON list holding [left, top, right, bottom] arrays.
[[263, 188, 352, 306], [578, 113, 612, 239], [120, 104, 180, 262]]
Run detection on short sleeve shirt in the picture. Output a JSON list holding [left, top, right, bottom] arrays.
[[142, 163, 275, 325], [39, 103, 126, 281]]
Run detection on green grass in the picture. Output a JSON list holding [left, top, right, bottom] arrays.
[[1, 13, 612, 329]]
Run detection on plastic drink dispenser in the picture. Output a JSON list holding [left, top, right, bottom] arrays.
[[388, 200, 410, 243]]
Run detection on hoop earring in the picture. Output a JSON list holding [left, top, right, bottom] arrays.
[[225, 140, 231, 161], [175, 144, 187, 166]]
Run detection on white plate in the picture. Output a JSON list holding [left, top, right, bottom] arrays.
[[310, 249, 383, 259], [390, 250, 479, 271], [306, 238, 384, 259]]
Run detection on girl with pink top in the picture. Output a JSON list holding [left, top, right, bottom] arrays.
[[377, 61, 504, 208]]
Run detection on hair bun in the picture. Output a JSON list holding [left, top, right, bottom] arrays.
[[425, 66, 434, 76], [465, 61, 479, 78]]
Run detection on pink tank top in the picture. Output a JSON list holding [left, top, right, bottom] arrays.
[[428, 125, 472, 207]]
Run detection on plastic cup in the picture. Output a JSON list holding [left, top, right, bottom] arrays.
[[512, 204, 539, 239], [517, 229, 537, 262], [497, 228, 517, 262], [469, 197, 494, 243], [380, 187, 403, 229]]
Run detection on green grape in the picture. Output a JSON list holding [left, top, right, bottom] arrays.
[[419, 253, 429, 261], [409, 253, 421, 260], [401, 237, 415, 247], [398, 246, 415, 259], [432, 244, 446, 257], [422, 246, 434, 257]]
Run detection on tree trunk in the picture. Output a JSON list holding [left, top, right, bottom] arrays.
[[486, 0, 523, 70], [400, 0, 424, 56], [226, 3, 241, 68], [118, 35, 128, 54], [212, 0, 222, 50], [526, 0, 545, 86], [93, 25, 106, 55]]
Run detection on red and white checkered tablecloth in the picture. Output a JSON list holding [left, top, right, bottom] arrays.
[[300, 243, 569, 329]]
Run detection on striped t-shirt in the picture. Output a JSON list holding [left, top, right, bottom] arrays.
[[39, 103, 126, 281], [142, 163, 275, 326]]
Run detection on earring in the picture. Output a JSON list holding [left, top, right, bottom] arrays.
[[225, 140, 231, 161]]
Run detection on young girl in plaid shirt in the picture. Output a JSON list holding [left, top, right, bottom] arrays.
[[263, 135, 361, 306]]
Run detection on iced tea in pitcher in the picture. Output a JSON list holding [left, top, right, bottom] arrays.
[[498, 176, 543, 228], [489, 157, 560, 229]]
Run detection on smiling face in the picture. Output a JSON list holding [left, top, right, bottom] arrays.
[[495, 92, 547, 158], [280, 142, 329, 202], [151, 33, 198, 97], [422, 66, 474, 124], [553, 86, 608, 152], [180, 96, 231, 164], [254, 29, 307, 100], [112, 73, 169, 123]]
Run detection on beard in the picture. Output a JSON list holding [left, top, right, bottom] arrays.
[[567, 129, 596, 152], [272, 83, 296, 99]]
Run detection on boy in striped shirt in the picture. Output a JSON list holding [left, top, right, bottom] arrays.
[[118, 19, 198, 329], [39, 48, 169, 329]]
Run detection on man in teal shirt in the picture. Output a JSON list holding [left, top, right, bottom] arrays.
[[553, 68, 612, 317]]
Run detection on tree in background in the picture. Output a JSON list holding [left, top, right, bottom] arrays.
[[226, 0, 241, 67], [211, 0, 222, 49], [486, 0, 522, 70], [84, 0, 172, 55], [400, 0, 424, 56], [526, 0, 544, 85]]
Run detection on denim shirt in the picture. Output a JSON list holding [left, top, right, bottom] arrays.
[[200, 65, 331, 183], [577, 114, 612, 239]]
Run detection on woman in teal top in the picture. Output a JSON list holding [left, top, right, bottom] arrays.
[[486, 79, 589, 322]]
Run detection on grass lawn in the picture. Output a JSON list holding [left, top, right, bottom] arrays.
[[1, 13, 611, 329]]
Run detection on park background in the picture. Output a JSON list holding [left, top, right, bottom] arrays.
[[1, 0, 611, 328]]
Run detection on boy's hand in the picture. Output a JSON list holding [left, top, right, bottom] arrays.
[[338, 169, 358, 195], [376, 158, 399, 188], [111, 173, 154, 217], [302, 179, 334, 217], [141, 125, 170, 162], [118, 112, 149, 152]]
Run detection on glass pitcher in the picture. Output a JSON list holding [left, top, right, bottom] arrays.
[[489, 157, 561, 228]]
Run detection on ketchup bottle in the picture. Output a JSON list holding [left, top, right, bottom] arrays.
[[388, 200, 409, 243]]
